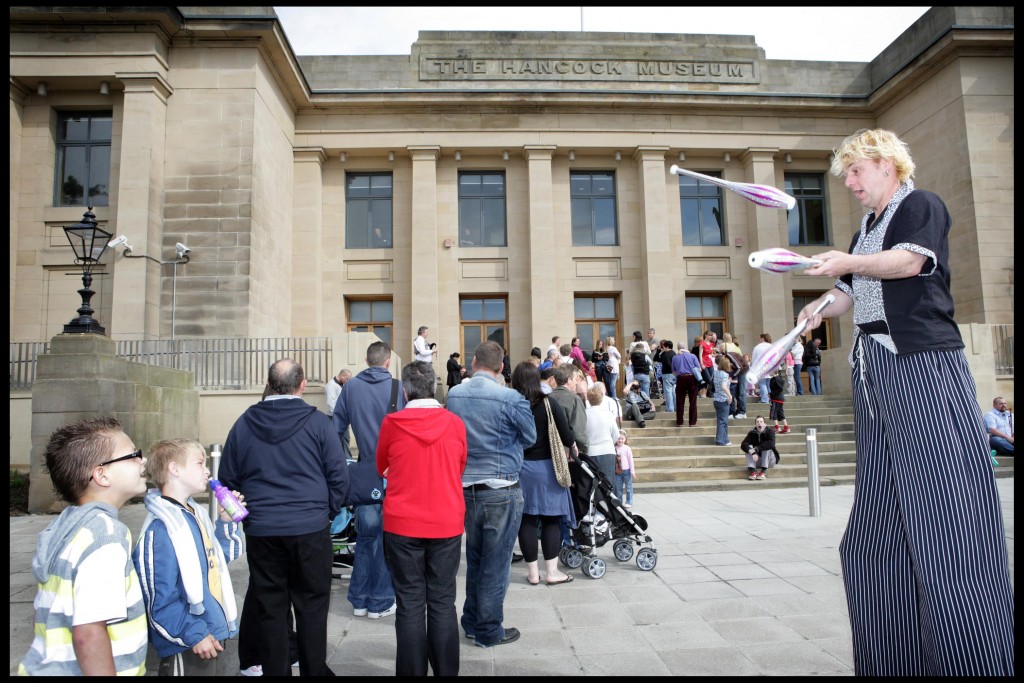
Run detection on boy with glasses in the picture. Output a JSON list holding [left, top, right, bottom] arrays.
[[19, 417, 150, 675]]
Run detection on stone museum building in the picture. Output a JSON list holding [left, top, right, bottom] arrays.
[[9, 7, 1014, 437]]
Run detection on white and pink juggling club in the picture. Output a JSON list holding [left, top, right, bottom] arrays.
[[746, 294, 835, 388], [748, 248, 822, 273], [669, 165, 796, 210]]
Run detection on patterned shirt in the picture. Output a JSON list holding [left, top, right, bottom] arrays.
[[19, 507, 148, 676]]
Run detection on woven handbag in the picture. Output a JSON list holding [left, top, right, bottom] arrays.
[[544, 398, 572, 488]]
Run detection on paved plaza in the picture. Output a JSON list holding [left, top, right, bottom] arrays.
[[10, 478, 1014, 676]]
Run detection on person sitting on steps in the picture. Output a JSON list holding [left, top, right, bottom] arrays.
[[624, 381, 655, 428]]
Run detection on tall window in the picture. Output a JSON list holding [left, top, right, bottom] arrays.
[[345, 173, 393, 249], [347, 299, 393, 348], [785, 173, 829, 246], [460, 297, 508, 358], [458, 172, 507, 246], [574, 296, 619, 357], [793, 292, 833, 350], [679, 171, 725, 246], [55, 112, 111, 206], [570, 172, 617, 246], [686, 294, 727, 348]]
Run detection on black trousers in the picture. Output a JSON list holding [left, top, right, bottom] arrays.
[[245, 527, 335, 677], [383, 532, 461, 676]]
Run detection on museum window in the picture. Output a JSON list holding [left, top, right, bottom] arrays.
[[785, 173, 830, 246], [679, 171, 725, 246], [345, 173, 393, 249], [685, 294, 728, 347], [458, 172, 507, 246], [347, 298, 393, 348], [793, 292, 833, 350], [54, 112, 111, 206], [459, 296, 508, 359], [570, 171, 618, 246]]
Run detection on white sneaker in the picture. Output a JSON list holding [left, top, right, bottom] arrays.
[[736, 414, 746, 419], [353, 607, 368, 617], [368, 602, 397, 619], [240, 665, 263, 677]]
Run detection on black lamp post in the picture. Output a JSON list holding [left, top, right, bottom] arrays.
[[62, 206, 112, 335]]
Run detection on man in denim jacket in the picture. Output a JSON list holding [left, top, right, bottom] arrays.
[[445, 341, 536, 648]]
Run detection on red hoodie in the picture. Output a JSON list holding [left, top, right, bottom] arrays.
[[376, 403, 467, 538]]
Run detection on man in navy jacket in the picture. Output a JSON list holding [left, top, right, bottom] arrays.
[[333, 341, 407, 620], [219, 358, 348, 676]]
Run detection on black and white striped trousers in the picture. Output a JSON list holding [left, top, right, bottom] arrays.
[[840, 335, 1014, 676]]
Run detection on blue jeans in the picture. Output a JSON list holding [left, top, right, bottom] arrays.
[[758, 378, 770, 403], [462, 485, 524, 647], [730, 380, 746, 416], [605, 372, 619, 400], [661, 372, 677, 412], [989, 436, 1014, 455], [714, 400, 731, 445], [807, 366, 822, 395], [614, 472, 633, 506], [634, 372, 650, 396], [794, 364, 804, 394], [383, 533, 461, 676], [349, 504, 395, 612]]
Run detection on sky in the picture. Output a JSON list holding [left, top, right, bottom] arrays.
[[275, 6, 931, 63]]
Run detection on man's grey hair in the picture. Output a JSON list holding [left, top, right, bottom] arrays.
[[417, 325, 428, 336], [402, 361, 436, 401], [366, 341, 391, 367], [268, 358, 304, 395], [472, 340, 504, 372], [546, 348, 559, 360], [553, 364, 575, 387]]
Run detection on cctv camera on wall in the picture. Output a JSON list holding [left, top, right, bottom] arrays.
[[175, 242, 192, 258]]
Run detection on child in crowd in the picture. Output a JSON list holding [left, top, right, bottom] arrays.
[[769, 370, 790, 434], [743, 354, 757, 396], [133, 439, 246, 676], [19, 417, 150, 676], [614, 430, 636, 509]]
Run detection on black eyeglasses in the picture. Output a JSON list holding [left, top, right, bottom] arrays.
[[97, 449, 144, 467]]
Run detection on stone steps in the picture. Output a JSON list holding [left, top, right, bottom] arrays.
[[624, 394, 1014, 492]]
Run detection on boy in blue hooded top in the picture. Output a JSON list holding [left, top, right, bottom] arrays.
[[133, 439, 246, 675]]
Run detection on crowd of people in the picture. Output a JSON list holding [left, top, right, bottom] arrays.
[[18, 129, 1012, 678]]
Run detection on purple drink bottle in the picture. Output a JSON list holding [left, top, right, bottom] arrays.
[[210, 479, 248, 522]]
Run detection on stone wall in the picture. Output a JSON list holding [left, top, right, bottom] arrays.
[[28, 333, 198, 512]]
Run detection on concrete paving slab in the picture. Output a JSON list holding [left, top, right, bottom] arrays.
[[9, 479, 1013, 676]]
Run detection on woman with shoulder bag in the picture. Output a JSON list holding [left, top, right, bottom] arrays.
[[510, 362, 576, 586]]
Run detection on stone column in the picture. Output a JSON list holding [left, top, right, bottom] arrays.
[[408, 146, 440, 370], [292, 148, 326, 337], [109, 73, 172, 341], [524, 146, 557, 346], [740, 147, 787, 335], [10, 81, 30, 339], [634, 146, 672, 334]]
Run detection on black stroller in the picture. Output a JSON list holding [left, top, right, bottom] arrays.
[[330, 507, 356, 580], [558, 452, 657, 579]]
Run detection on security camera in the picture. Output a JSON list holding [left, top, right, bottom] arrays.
[[107, 235, 129, 249], [175, 242, 192, 258]]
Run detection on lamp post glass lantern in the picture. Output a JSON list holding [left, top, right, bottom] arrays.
[[63, 205, 111, 335]]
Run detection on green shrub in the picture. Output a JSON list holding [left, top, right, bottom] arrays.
[[10, 469, 30, 516]]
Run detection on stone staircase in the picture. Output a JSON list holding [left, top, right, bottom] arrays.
[[627, 394, 1014, 493]]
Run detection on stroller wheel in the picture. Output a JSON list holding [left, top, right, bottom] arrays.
[[636, 548, 658, 571], [582, 557, 606, 579], [613, 539, 635, 562], [562, 547, 584, 569]]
